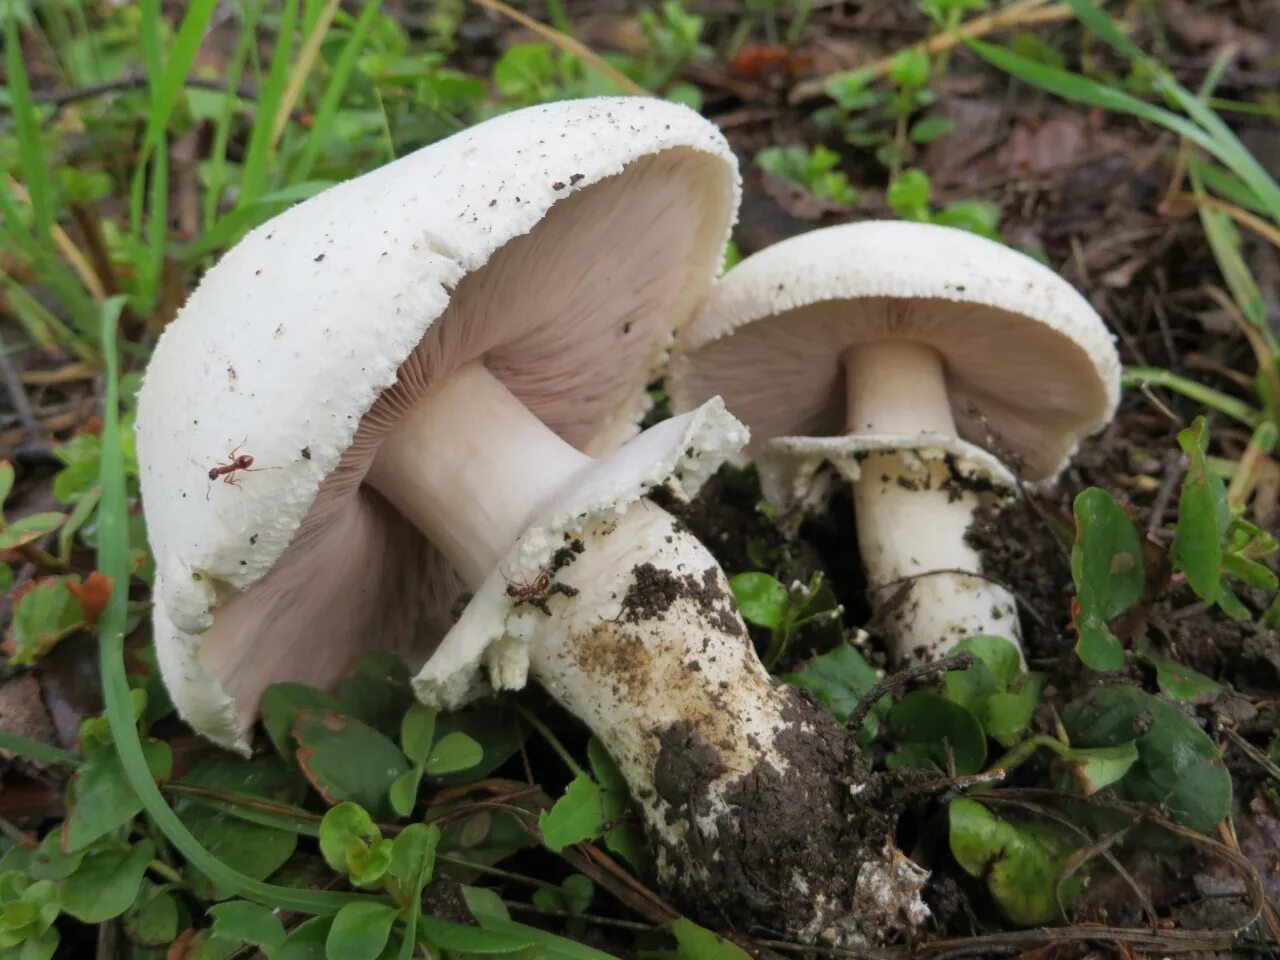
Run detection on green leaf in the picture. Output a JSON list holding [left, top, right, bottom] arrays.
[[430, 706, 528, 787], [953, 635, 1023, 688], [1070, 487, 1144, 671], [425, 732, 484, 776], [389, 824, 439, 897], [388, 768, 423, 819], [0, 511, 66, 549], [175, 757, 300, 900], [782, 643, 887, 741], [949, 798, 1082, 924], [532, 872, 597, 916], [586, 739, 650, 872], [886, 168, 931, 220], [1055, 742, 1139, 794], [294, 711, 408, 820], [8, 577, 85, 665], [933, 199, 1001, 239], [326, 902, 400, 960], [451, 909, 622, 959], [261, 683, 343, 764], [0, 461, 12, 508], [333, 654, 414, 739], [16, 929, 59, 960], [984, 678, 1044, 747], [1171, 418, 1230, 602], [59, 840, 153, 923], [909, 115, 954, 143], [1136, 641, 1222, 701], [645, 921, 752, 957], [1063, 685, 1231, 831], [64, 740, 172, 852], [277, 917, 333, 960], [539, 774, 606, 852], [888, 47, 930, 87], [208, 900, 286, 956], [345, 836, 393, 888], [888, 692, 987, 775], [728, 572, 788, 629], [400, 704, 437, 767], [124, 881, 180, 946], [461, 885, 512, 925], [319, 803, 381, 875]]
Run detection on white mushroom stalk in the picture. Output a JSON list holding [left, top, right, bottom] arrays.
[[368, 362, 925, 939], [835, 340, 1021, 662], [670, 221, 1121, 666]]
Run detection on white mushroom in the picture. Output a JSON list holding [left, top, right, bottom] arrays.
[[137, 99, 917, 939], [670, 221, 1120, 664]]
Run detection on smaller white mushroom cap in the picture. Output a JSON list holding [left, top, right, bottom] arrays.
[[670, 221, 1121, 482]]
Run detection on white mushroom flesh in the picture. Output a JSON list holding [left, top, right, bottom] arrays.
[[841, 340, 1021, 661]]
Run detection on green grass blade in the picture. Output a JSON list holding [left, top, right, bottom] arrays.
[[144, 131, 170, 312], [290, 0, 384, 183], [138, 0, 163, 95], [1190, 169, 1271, 340], [1123, 367, 1261, 428], [969, 38, 1280, 223], [0, 271, 98, 361], [5, 16, 54, 247], [967, 40, 1211, 148], [237, 0, 300, 210], [1188, 158, 1269, 217], [0, 185, 98, 340], [143, 0, 219, 152], [1060, 0, 1280, 222], [95, 297, 373, 916], [0, 731, 80, 767], [204, 0, 265, 228]]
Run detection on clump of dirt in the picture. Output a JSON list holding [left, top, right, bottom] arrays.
[[620, 562, 744, 636], [652, 719, 729, 820], [652, 683, 918, 942]]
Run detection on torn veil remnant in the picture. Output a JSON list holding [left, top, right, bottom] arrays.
[[670, 221, 1120, 664], [136, 99, 922, 941]]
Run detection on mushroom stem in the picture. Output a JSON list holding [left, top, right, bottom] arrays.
[[843, 339, 954, 436], [842, 341, 1021, 662], [368, 361, 899, 939], [366, 361, 591, 587]]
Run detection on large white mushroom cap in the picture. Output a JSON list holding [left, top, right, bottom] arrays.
[[136, 97, 739, 750], [670, 220, 1120, 482]]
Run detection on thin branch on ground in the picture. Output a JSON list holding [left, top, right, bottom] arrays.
[[846, 651, 975, 734]]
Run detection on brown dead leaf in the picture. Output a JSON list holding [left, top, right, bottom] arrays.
[[65, 572, 113, 626], [0, 675, 57, 762], [166, 928, 198, 960], [1003, 115, 1090, 174]]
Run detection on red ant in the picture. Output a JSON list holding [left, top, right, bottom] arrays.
[[503, 566, 578, 615], [205, 440, 278, 498]]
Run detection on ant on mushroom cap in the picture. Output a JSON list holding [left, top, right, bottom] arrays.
[[204, 440, 279, 498]]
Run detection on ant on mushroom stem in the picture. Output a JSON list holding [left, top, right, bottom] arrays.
[[204, 440, 278, 498]]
